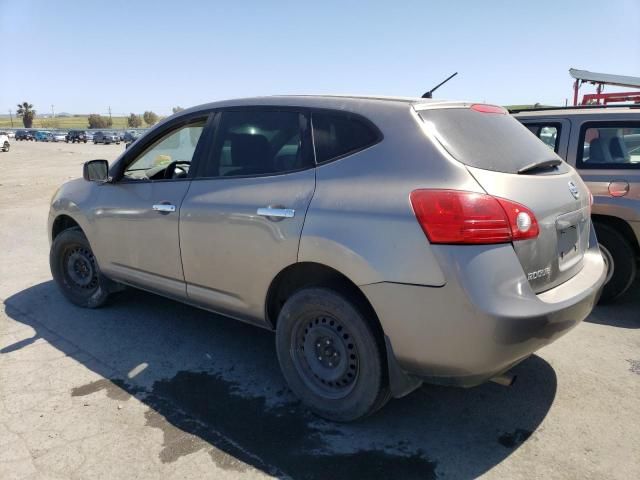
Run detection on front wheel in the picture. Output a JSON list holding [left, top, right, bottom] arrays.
[[50, 228, 113, 308], [276, 288, 390, 422], [596, 223, 637, 303], [2, 142, 9, 152]]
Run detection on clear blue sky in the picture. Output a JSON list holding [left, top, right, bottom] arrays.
[[1, 0, 639, 116]]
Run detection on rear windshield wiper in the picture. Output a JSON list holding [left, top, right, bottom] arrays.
[[517, 158, 562, 174]]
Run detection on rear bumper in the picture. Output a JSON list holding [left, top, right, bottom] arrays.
[[362, 228, 606, 388]]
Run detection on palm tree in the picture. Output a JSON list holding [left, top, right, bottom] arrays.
[[16, 102, 36, 128]]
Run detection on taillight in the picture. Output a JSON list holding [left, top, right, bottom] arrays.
[[410, 190, 539, 245]]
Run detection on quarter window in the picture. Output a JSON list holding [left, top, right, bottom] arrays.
[[312, 112, 380, 163], [578, 123, 640, 169], [203, 110, 308, 178], [123, 120, 206, 180]]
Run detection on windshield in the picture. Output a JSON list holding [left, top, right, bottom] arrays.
[[418, 107, 567, 174]]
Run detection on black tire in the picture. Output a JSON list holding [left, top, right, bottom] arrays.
[[276, 288, 390, 422], [84, 140, 87, 143], [50, 228, 113, 308], [2, 142, 9, 152], [596, 223, 637, 303]]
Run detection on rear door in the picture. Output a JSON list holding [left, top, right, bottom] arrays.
[[571, 120, 640, 214], [180, 109, 316, 325], [418, 106, 591, 293]]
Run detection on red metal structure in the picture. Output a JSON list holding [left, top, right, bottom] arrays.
[[570, 68, 640, 106]]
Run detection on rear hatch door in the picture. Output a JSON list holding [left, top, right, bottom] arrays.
[[417, 105, 591, 293]]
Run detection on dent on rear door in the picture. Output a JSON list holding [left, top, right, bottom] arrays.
[[179, 169, 316, 324]]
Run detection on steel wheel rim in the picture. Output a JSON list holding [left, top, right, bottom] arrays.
[[291, 313, 359, 399], [599, 245, 615, 285], [64, 246, 98, 291]]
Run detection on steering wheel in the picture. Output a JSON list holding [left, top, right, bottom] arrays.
[[164, 161, 191, 179]]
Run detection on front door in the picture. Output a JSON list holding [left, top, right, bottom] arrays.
[[90, 117, 209, 299], [180, 109, 316, 324]]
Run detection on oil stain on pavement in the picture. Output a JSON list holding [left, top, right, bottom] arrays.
[[146, 371, 438, 480], [71, 372, 438, 479], [71, 378, 137, 401]]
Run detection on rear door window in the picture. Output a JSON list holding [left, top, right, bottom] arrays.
[[202, 110, 311, 178], [418, 107, 565, 174], [577, 122, 640, 169], [311, 112, 380, 163]]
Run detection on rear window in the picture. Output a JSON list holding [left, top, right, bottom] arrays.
[[312, 112, 380, 164], [418, 108, 564, 173]]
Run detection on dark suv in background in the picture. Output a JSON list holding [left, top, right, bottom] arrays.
[[15, 130, 34, 141], [66, 130, 89, 143], [514, 106, 639, 302]]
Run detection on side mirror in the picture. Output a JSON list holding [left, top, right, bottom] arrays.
[[83, 159, 109, 182]]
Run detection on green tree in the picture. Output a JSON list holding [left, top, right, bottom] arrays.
[[143, 111, 159, 126], [87, 114, 112, 129], [172, 106, 184, 114], [16, 102, 36, 128], [127, 113, 142, 128]]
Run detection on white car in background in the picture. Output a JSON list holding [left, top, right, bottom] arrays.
[[51, 132, 68, 142], [0, 132, 9, 152]]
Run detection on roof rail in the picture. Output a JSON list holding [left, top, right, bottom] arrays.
[[508, 104, 640, 114]]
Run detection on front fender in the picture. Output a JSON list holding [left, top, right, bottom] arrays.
[[48, 178, 96, 246]]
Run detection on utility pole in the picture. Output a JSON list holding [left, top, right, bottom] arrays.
[[51, 104, 55, 128], [8, 109, 13, 128], [108, 106, 112, 126]]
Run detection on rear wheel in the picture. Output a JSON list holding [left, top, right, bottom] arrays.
[[50, 228, 113, 308], [596, 223, 637, 303], [276, 288, 390, 422], [2, 142, 8, 152]]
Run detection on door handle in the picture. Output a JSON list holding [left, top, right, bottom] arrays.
[[257, 207, 295, 219], [152, 204, 176, 213]]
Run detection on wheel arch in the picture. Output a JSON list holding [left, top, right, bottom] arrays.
[[51, 214, 83, 241], [265, 262, 381, 332], [592, 214, 640, 257]]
